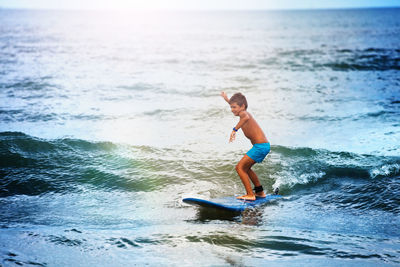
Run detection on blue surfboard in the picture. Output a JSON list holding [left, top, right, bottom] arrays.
[[182, 195, 282, 212]]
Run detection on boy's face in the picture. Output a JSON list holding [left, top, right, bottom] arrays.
[[230, 102, 245, 116]]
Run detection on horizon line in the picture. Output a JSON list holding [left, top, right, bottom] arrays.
[[1, 5, 399, 12]]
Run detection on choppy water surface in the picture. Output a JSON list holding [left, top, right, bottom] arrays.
[[1, 8, 400, 266]]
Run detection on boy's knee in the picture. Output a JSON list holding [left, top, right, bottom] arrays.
[[235, 163, 240, 172], [235, 163, 244, 172]]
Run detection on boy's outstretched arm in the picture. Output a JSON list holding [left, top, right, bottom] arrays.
[[229, 111, 250, 142], [221, 91, 229, 104]]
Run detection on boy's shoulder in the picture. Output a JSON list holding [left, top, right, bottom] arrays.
[[239, 110, 251, 117], [239, 110, 252, 121], [239, 110, 246, 115]]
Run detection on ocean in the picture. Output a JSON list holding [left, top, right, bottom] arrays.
[[0, 7, 399, 266]]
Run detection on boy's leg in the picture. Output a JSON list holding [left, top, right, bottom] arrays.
[[235, 155, 256, 200], [248, 169, 266, 197]]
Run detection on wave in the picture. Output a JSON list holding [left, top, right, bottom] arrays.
[[270, 145, 400, 180], [260, 48, 400, 71], [1, 132, 399, 213], [268, 146, 400, 213], [0, 132, 195, 197]]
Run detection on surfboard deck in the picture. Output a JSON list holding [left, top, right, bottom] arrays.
[[182, 195, 282, 212]]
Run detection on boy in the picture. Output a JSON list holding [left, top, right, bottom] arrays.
[[221, 92, 273, 201]]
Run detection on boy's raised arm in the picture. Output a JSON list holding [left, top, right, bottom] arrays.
[[221, 91, 230, 104]]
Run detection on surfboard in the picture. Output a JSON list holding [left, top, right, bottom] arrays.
[[182, 195, 282, 212]]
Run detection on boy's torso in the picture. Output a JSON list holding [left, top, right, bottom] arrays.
[[241, 112, 268, 144]]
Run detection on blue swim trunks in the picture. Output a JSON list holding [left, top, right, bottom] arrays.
[[246, 143, 270, 163]]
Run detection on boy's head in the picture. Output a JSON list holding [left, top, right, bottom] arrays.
[[229, 93, 248, 110]]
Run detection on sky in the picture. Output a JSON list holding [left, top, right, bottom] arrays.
[[1, 0, 400, 10]]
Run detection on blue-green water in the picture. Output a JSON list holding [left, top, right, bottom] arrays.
[[1, 8, 400, 266]]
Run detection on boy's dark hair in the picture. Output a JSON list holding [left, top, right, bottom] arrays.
[[229, 93, 248, 109]]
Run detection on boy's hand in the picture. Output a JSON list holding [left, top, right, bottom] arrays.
[[221, 91, 229, 103], [229, 130, 236, 142]]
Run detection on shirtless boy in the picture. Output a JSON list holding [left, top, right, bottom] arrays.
[[221, 92, 272, 201]]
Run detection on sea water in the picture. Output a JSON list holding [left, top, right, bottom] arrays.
[[0, 8, 399, 266]]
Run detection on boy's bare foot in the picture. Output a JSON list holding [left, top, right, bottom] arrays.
[[255, 192, 266, 198], [236, 194, 256, 201]]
